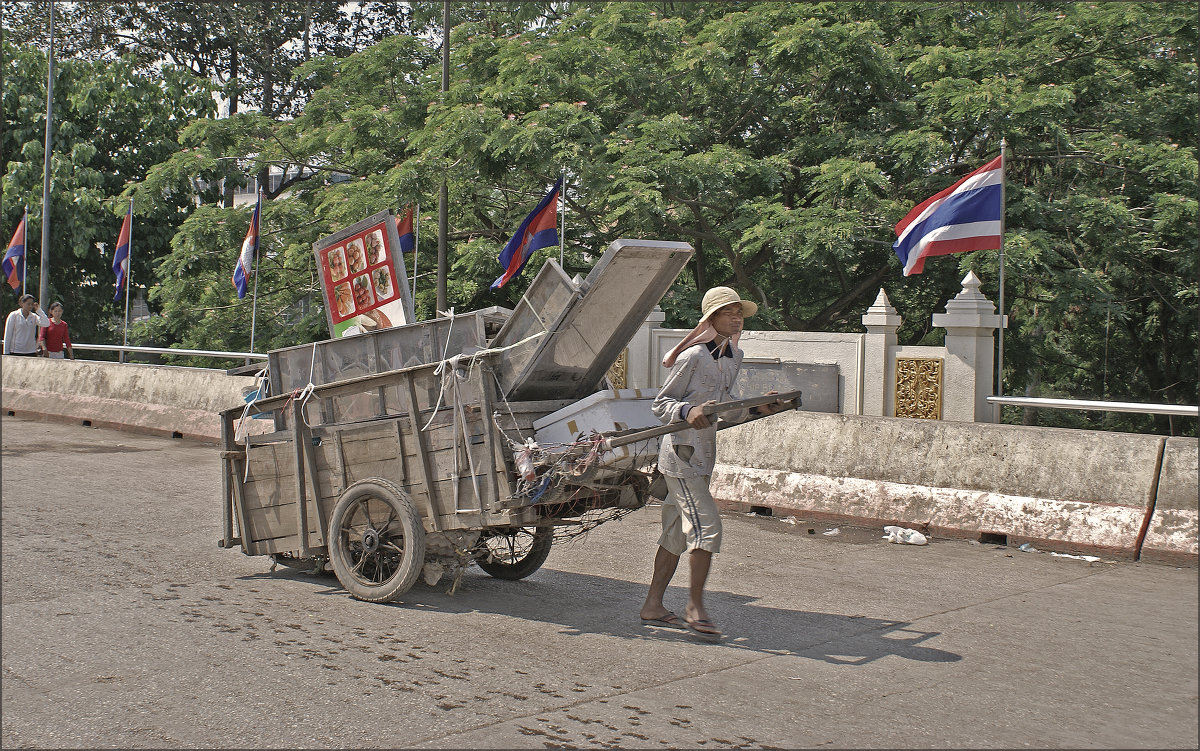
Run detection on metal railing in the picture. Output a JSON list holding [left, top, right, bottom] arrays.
[[987, 395, 1198, 418], [72, 343, 267, 365]]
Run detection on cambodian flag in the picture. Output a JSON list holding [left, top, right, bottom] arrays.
[[491, 178, 561, 290], [2, 210, 27, 291], [893, 156, 1003, 276], [395, 205, 415, 254], [232, 193, 261, 299], [112, 204, 132, 300]]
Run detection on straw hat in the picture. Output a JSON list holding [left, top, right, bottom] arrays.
[[699, 286, 758, 323], [661, 287, 759, 367]]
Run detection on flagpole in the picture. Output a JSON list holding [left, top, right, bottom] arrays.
[[249, 190, 262, 354], [412, 203, 419, 303], [21, 205, 28, 296], [996, 139, 1007, 409], [39, 0, 55, 307], [559, 167, 565, 268], [121, 197, 133, 361]]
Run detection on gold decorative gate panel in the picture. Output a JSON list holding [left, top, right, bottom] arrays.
[[894, 357, 942, 419], [606, 348, 628, 389]]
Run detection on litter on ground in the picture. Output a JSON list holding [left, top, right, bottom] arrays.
[[1049, 552, 1102, 563], [883, 526, 927, 545]]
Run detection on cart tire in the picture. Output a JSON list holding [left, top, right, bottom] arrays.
[[476, 527, 553, 580], [328, 478, 425, 602]]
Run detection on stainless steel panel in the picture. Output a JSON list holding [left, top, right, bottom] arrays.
[[501, 239, 693, 401], [266, 307, 511, 429], [488, 260, 580, 397], [737, 362, 841, 413]]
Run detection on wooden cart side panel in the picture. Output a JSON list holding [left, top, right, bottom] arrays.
[[229, 385, 572, 555], [242, 501, 324, 553], [238, 440, 326, 553], [220, 414, 237, 547], [314, 425, 402, 492], [312, 423, 440, 524]]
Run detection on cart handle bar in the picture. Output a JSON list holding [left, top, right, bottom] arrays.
[[602, 389, 802, 451]]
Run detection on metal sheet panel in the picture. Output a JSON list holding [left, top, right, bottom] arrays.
[[266, 307, 511, 429], [499, 239, 694, 401], [487, 260, 580, 398], [737, 362, 841, 413]]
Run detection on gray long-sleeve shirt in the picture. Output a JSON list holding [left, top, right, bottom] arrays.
[[3, 307, 50, 355], [652, 342, 750, 478]]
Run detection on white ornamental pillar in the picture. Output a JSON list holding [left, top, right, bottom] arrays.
[[625, 305, 666, 390], [861, 289, 902, 416], [932, 271, 1004, 422]]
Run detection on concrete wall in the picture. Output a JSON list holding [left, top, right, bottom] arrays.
[[1, 356, 269, 443], [711, 410, 1197, 562], [1141, 437, 1200, 564], [3, 355, 1194, 563]]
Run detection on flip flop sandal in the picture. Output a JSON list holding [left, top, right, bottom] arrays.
[[640, 612, 688, 631], [686, 618, 722, 642]]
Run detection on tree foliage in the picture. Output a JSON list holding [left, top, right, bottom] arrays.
[[1, 0, 422, 350], [7, 2, 1196, 434], [1, 39, 215, 344]]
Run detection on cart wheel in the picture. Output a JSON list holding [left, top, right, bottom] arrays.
[[476, 527, 553, 580], [328, 478, 425, 602]]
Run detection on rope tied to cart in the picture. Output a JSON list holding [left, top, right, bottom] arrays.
[[417, 318, 546, 515], [233, 365, 271, 443]]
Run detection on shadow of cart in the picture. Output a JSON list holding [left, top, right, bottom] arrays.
[[244, 566, 961, 666]]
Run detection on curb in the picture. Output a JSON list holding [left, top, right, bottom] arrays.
[[710, 464, 1194, 564]]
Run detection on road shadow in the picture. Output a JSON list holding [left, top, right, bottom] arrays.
[[242, 565, 961, 666]]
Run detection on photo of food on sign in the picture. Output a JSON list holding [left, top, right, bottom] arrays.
[[341, 307, 393, 337], [346, 238, 366, 274], [372, 267, 392, 300], [334, 282, 355, 318], [365, 230, 386, 265], [316, 213, 414, 340], [352, 274, 375, 309], [328, 247, 347, 281]]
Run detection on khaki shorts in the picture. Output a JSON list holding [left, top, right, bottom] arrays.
[[657, 474, 722, 555]]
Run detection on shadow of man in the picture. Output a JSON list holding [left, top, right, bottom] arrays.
[[249, 565, 961, 665]]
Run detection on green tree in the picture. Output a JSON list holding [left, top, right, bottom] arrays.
[[886, 2, 1197, 433], [132, 2, 1195, 434], [1, 39, 215, 344]]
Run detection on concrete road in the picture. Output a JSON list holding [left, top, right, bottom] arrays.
[[2, 416, 1197, 749]]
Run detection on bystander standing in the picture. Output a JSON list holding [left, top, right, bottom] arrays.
[[3, 294, 50, 356], [38, 301, 74, 359]]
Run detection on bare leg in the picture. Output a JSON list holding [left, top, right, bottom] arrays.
[[640, 545, 680, 619], [684, 549, 713, 624]]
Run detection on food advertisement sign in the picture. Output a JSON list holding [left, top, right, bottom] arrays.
[[313, 210, 415, 338]]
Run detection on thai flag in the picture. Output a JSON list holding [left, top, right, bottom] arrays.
[[2, 210, 27, 291], [491, 178, 561, 290], [232, 193, 261, 299], [112, 205, 132, 300], [893, 156, 1003, 276], [395, 205, 416, 254]]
